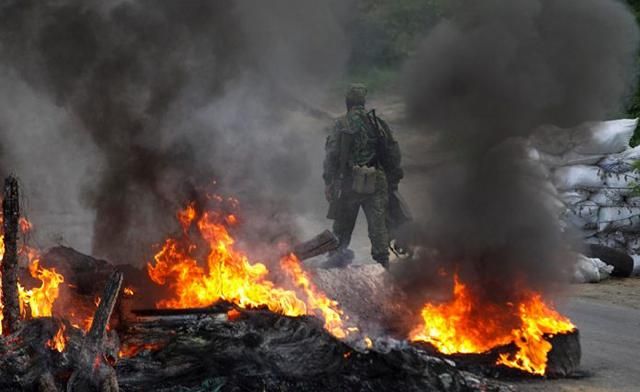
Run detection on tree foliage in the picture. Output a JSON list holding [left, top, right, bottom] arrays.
[[346, 0, 444, 89]]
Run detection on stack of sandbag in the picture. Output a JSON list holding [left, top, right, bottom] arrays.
[[529, 118, 640, 271]]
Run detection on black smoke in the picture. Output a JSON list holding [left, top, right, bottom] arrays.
[[0, 0, 351, 264], [398, 0, 639, 306]]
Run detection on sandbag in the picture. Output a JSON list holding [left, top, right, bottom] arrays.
[[598, 145, 640, 173], [563, 201, 599, 230], [573, 118, 638, 155], [588, 189, 624, 206], [536, 150, 605, 167], [597, 206, 640, 233], [626, 236, 640, 255], [593, 231, 626, 251], [560, 190, 590, 205], [552, 165, 605, 190], [573, 254, 613, 283], [603, 170, 640, 191], [530, 124, 572, 155], [632, 255, 640, 276], [625, 195, 640, 206], [583, 244, 634, 277], [532, 119, 638, 157]]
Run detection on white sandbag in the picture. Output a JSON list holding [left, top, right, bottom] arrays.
[[615, 145, 640, 160], [626, 236, 640, 254], [559, 151, 607, 166], [632, 255, 640, 276], [603, 170, 640, 191], [560, 190, 590, 205], [530, 124, 572, 155], [597, 206, 640, 232], [563, 201, 599, 230], [626, 195, 640, 206], [594, 231, 626, 250], [526, 146, 542, 162], [536, 150, 604, 168], [573, 118, 638, 155], [588, 189, 624, 206], [552, 165, 605, 190], [598, 145, 640, 173], [573, 254, 614, 283]]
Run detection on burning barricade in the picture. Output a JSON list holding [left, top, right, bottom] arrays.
[[0, 176, 579, 391]]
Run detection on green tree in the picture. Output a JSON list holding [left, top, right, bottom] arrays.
[[347, 0, 444, 90]]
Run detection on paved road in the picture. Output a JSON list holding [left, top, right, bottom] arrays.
[[518, 297, 640, 392]]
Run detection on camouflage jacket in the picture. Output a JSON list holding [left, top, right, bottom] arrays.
[[323, 105, 403, 189]]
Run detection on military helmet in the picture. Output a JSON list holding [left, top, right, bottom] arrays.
[[345, 83, 367, 107]]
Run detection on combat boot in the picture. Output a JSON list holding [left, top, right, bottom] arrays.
[[322, 248, 354, 269]]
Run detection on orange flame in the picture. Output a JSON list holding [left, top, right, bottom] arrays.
[[147, 201, 354, 338], [280, 253, 353, 338], [496, 293, 576, 374], [119, 342, 164, 358], [47, 323, 67, 352], [364, 336, 373, 349], [18, 258, 65, 319], [124, 287, 134, 296], [409, 273, 575, 375], [0, 215, 65, 334], [227, 308, 241, 321]]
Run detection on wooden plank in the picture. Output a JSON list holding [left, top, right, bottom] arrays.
[[292, 230, 339, 260]]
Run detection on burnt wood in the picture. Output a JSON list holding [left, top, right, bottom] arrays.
[[115, 307, 508, 392], [1, 176, 20, 335], [131, 302, 233, 317], [546, 330, 581, 378], [413, 329, 581, 379], [67, 271, 123, 392], [292, 230, 339, 260], [88, 271, 124, 346]]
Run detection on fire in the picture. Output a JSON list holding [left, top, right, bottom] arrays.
[[124, 287, 135, 296], [280, 253, 352, 338], [147, 201, 353, 338], [496, 293, 576, 375], [364, 336, 373, 349], [227, 308, 241, 321], [0, 214, 65, 335], [119, 342, 163, 358], [18, 258, 65, 319], [410, 273, 575, 375], [47, 323, 67, 352]]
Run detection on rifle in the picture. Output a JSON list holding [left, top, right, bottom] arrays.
[[367, 110, 413, 236], [327, 124, 354, 220]]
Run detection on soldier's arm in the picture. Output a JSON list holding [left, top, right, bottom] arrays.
[[378, 118, 404, 189], [323, 122, 341, 186]]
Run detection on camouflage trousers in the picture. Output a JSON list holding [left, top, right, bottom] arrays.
[[332, 170, 389, 263]]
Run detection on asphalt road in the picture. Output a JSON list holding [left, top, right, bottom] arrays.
[[517, 296, 640, 392]]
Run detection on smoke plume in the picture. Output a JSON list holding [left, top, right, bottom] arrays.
[[399, 0, 639, 305], [0, 0, 351, 264]]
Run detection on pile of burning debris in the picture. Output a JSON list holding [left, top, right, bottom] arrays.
[[0, 176, 580, 391]]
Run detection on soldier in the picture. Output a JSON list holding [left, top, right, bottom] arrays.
[[323, 83, 403, 269]]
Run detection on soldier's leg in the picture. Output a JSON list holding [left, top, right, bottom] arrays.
[[362, 175, 390, 268], [332, 195, 360, 251]]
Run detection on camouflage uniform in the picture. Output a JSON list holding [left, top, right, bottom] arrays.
[[323, 84, 403, 267]]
